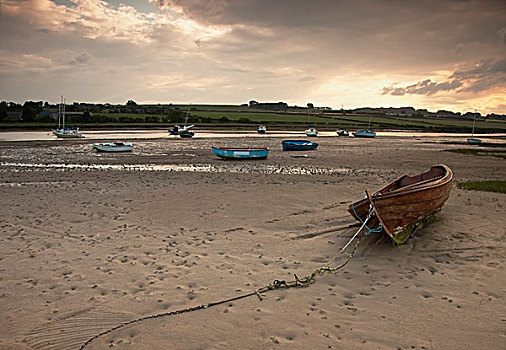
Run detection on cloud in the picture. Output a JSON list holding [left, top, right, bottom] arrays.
[[451, 57, 506, 92], [382, 79, 463, 96], [0, 0, 173, 44], [382, 56, 506, 97], [67, 51, 92, 65], [1, 0, 505, 113]]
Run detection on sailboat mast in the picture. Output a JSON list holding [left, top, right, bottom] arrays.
[[184, 106, 190, 127], [62, 96, 66, 129], [471, 110, 477, 136], [58, 97, 61, 129]]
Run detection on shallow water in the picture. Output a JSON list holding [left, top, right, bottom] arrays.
[[0, 161, 352, 176], [1, 129, 505, 142]]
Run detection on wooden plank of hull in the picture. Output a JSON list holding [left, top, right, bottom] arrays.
[[349, 165, 452, 244]]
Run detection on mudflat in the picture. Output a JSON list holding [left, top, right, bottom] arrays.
[[0, 135, 504, 349]]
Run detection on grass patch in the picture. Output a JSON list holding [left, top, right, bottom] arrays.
[[457, 180, 506, 194], [445, 148, 506, 159]]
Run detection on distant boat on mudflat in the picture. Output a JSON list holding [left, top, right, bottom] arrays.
[[467, 113, 482, 145], [169, 107, 195, 138], [466, 138, 482, 145], [211, 146, 269, 160], [337, 129, 349, 137], [93, 142, 132, 152], [305, 124, 318, 137], [282, 140, 318, 151], [53, 126, 84, 138], [52, 96, 84, 138], [257, 125, 266, 134], [353, 129, 376, 138]]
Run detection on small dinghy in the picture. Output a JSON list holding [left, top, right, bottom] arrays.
[[211, 146, 269, 159], [93, 142, 132, 152], [349, 164, 453, 244], [282, 140, 318, 151]]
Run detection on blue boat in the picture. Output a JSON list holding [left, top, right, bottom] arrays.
[[353, 129, 376, 138], [467, 137, 482, 145], [212, 146, 269, 159], [282, 140, 318, 151]]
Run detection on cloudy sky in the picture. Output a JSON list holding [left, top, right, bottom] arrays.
[[1, 0, 505, 114]]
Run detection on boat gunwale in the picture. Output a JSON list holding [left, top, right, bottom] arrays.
[[211, 146, 269, 152], [372, 165, 452, 200]]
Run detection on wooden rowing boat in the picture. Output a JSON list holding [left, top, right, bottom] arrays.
[[349, 164, 453, 244], [211, 146, 269, 159]]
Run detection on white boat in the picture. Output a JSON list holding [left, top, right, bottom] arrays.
[[467, 113, 482, 145], [53, 127, 84, 138], [257, 125, 266, 134], [52, 96, 84, 138], [337, 129, 349, 137], [169, 124, 194, 136], [169, 107, 195, 138], [305, 106, 318, 137], [305, 126, 318, 137], [93, 142, 132, 152]]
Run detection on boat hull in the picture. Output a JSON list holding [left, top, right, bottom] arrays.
[[212, 147, 269, 159], [467, 138, 482, 145], [282, 140, 318, 151], [349, 164, 453, 244], [353, 130, 376, 138], [179, 131, 195, 138], [93, 143, 132, 152], [53, 129, 84, 138]]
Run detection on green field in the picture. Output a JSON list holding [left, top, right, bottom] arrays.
[[2, 103, 506, 132]]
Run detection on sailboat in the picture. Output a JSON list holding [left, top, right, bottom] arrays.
[[467, 112, 482, 145], [305, 106, 318, 137], [353, 115, 376, 138], [52, 96, 84, 138], [169, 107, 194, 138]]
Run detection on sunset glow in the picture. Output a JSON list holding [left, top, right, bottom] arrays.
[[0, 0, 505, 114]]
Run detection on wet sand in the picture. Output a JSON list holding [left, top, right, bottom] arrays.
[[0, 136, 504, 349]]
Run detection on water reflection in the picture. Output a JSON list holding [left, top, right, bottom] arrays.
[[1, 162, 351, 176], [2, 129, 504, 142]]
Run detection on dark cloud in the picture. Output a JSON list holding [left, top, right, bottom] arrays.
[[452, 57, 506, 79], [451, 57, 506, 92], [383, 56, 506, 96], [382, 79, 463, 96]]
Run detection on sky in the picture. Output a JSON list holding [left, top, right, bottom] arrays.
[[0, 0, 505, 114]]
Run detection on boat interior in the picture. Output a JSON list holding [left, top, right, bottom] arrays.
[[379, 165, 447, 194]]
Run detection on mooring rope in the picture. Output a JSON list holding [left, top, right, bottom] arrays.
[[351, 202, 383, 236], [79, 208, 378, 350]]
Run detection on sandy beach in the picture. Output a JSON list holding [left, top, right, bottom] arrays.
[[0, 135, 504, 349]]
